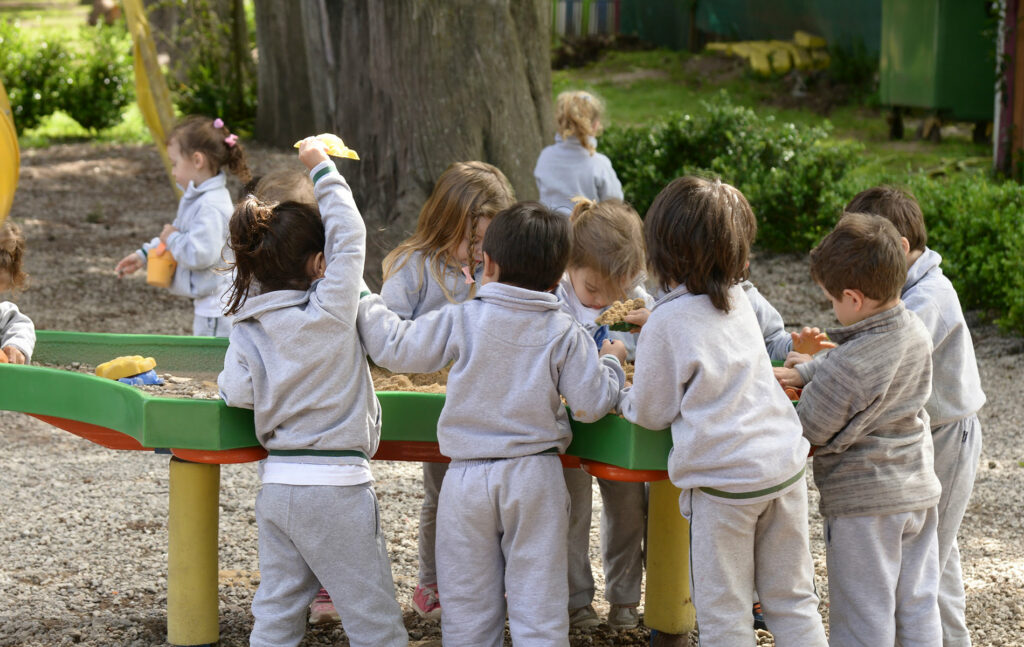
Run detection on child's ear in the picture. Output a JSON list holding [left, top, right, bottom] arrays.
[[843, 288, 866, 311], [307, 252, 326, 280], [192, 151, 208, 170], [899, 236, 911, 256], [481, 252, 500, 284]]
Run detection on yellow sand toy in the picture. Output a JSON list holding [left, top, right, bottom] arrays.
[[294, 133, 360, 160], [96, 356, 158, 380], [0, 77, 19, 226]]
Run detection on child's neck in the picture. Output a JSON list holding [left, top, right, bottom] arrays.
[[853, 296, 901, 324]]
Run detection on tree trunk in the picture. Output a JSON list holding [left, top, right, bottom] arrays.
[[252, 0, 315, 147], [255, 0, 553, 288]]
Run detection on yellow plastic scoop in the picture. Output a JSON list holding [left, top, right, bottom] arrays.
[[96, 356, 157, 380], [293, 133, 360, 160]]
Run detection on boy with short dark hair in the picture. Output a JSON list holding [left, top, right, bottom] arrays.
[[847, 185, 984, 647], [775, 212, 942, 647], [357, 201, 627, 646]]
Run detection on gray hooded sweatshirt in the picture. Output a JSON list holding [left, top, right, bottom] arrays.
[[380, 251, 478, 320], [796, 303, 941, 517], [357, 282, 625, 461], [741, 280, 793, 361], [533, 135, 623, 216], [138, 171, 234, 302], [619, 284, 810, 501], [903, 248, 986, 425], [218, 164, 381, 462], [0, 302, 35, 362]]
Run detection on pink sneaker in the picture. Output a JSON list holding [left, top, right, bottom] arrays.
[[412, 583, 442, 620], [308, 587, 340, 625]]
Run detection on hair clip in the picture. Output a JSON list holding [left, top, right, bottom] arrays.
[[213, 118, 225, 129], [225, 134, 239, 147]]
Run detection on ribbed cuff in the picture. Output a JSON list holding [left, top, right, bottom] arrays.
[[310, 160, 337, 185]]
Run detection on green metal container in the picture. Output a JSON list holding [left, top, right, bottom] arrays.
[[879, 0, 994, 122]]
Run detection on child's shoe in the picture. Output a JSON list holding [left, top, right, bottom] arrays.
[[607, 603, 639, 630], [308, 588, 340, 625], [412, 582, 442, 620], [568, 603, 600, 629], [752, 601, 768, 631]]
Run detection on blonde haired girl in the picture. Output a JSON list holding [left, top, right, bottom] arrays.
[[380, 160, 514, 619], [534, 90, 623, 215], [553, 197, 651, 629]]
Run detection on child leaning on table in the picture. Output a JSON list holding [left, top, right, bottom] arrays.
[[618, 176, 827, 646], [0, 221, 35, 364], [774, 212, 942, 647], [115, 116, 251, 337], [553, 197, 650, 630], [217, 139, 406, 647], [846, 186, 983, 646], [380, 160, 514, 621], [357, 202, 627, 646]]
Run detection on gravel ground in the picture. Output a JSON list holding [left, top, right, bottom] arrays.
[[2, 143, 1023, 646]]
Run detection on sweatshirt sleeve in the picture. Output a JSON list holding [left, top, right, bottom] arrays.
[[619, 326, 682, 432], [357, 293, 457, 374], [165, 203, 227, 270], [742, 282, 792, 361], [595, 154, 624, 201], [796, 354, 869, 448], [0, 302, 35, 362], [217, 337, 254, 410], [309, 161, 366, 324], [558, 325, 625, 423]]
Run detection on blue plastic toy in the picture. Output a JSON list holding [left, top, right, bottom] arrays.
[[118, 369, 165, 386], [593, 324, 610, 349]]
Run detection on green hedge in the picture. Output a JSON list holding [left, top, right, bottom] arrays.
[[601, 94, 862, 252]]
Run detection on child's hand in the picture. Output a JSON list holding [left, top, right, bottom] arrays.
[[599, 339, 628, 364], [2, 345, 26, 365], [623, 307, 650, 331], [784, 350, 813, 368], [773, 366, 805, 388], [298, 137, 330, 170], [159, 224, 179, 245], [115, 253, 143, 278], [791, 326, 836, 355]]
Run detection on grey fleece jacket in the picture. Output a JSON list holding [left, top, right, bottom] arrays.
[[357, 282, 625, 461], [0, 302, 35, 362], [741, 280, 792, 361], [533, 135, 623, 216], [138, 172, 234, 301], [903, 248, 986, 425], [380, 251, 477, 320], [218, 163, 382, 461], [797, 302, 941, 517], [619, 284, 810, 501]]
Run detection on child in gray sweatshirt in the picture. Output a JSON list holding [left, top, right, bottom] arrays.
[[379, 161, 514, 621], [358, 202, 627, 647], [620, 177, 826, 646], [846, 186, 984, 646], [0, 221, 34, 364], [217, 139, 406, 647], [775, 212, 942, 647]]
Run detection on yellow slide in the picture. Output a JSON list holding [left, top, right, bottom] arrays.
[[121, 0, 179, 197], [0, 78, 18, 226]]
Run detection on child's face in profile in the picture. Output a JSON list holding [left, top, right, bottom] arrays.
[[452, 217, 492, 266], [568, 266, 627, 310], [167, 138, 210, 188]]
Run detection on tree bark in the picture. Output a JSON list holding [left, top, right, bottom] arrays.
[[255, 0, 553, 288]]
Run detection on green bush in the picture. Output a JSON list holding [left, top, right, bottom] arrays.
[[60, 24, 134, 132], [0, 20, 73, 132], [601, 94, 862, 252]]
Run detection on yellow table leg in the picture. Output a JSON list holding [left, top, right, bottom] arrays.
[[167, 457, 220, 646], [644, 479, 696, 634]]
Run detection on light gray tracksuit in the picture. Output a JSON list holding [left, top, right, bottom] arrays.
[[358, 282, 625, 647], [796, 302, 942, 647], [553, 274, 649, 609], [904, 248, 986, 647], [741, 280, 793, 361], [533, 135, 623, 216], [380, 251, 479, 588], [0, 302, 35, 362], [137, 172, 234, 336], [619, 284, 826, 646], [218, 162, 405, 647]]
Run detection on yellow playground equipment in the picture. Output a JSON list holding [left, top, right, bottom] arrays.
[[706, 30, 830, 76], [0, 78, 18, 226]]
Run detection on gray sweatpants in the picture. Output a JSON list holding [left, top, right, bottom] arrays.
[[686, 479, 827, 647], [250, 483, 407, 647], [192, 314, 231, 337], [564, 467, 645, 608], [418, 461, 448, 585], [825, 507, 941, 647], [437, 454, 570, 647], [932, 415, 982, 647]]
